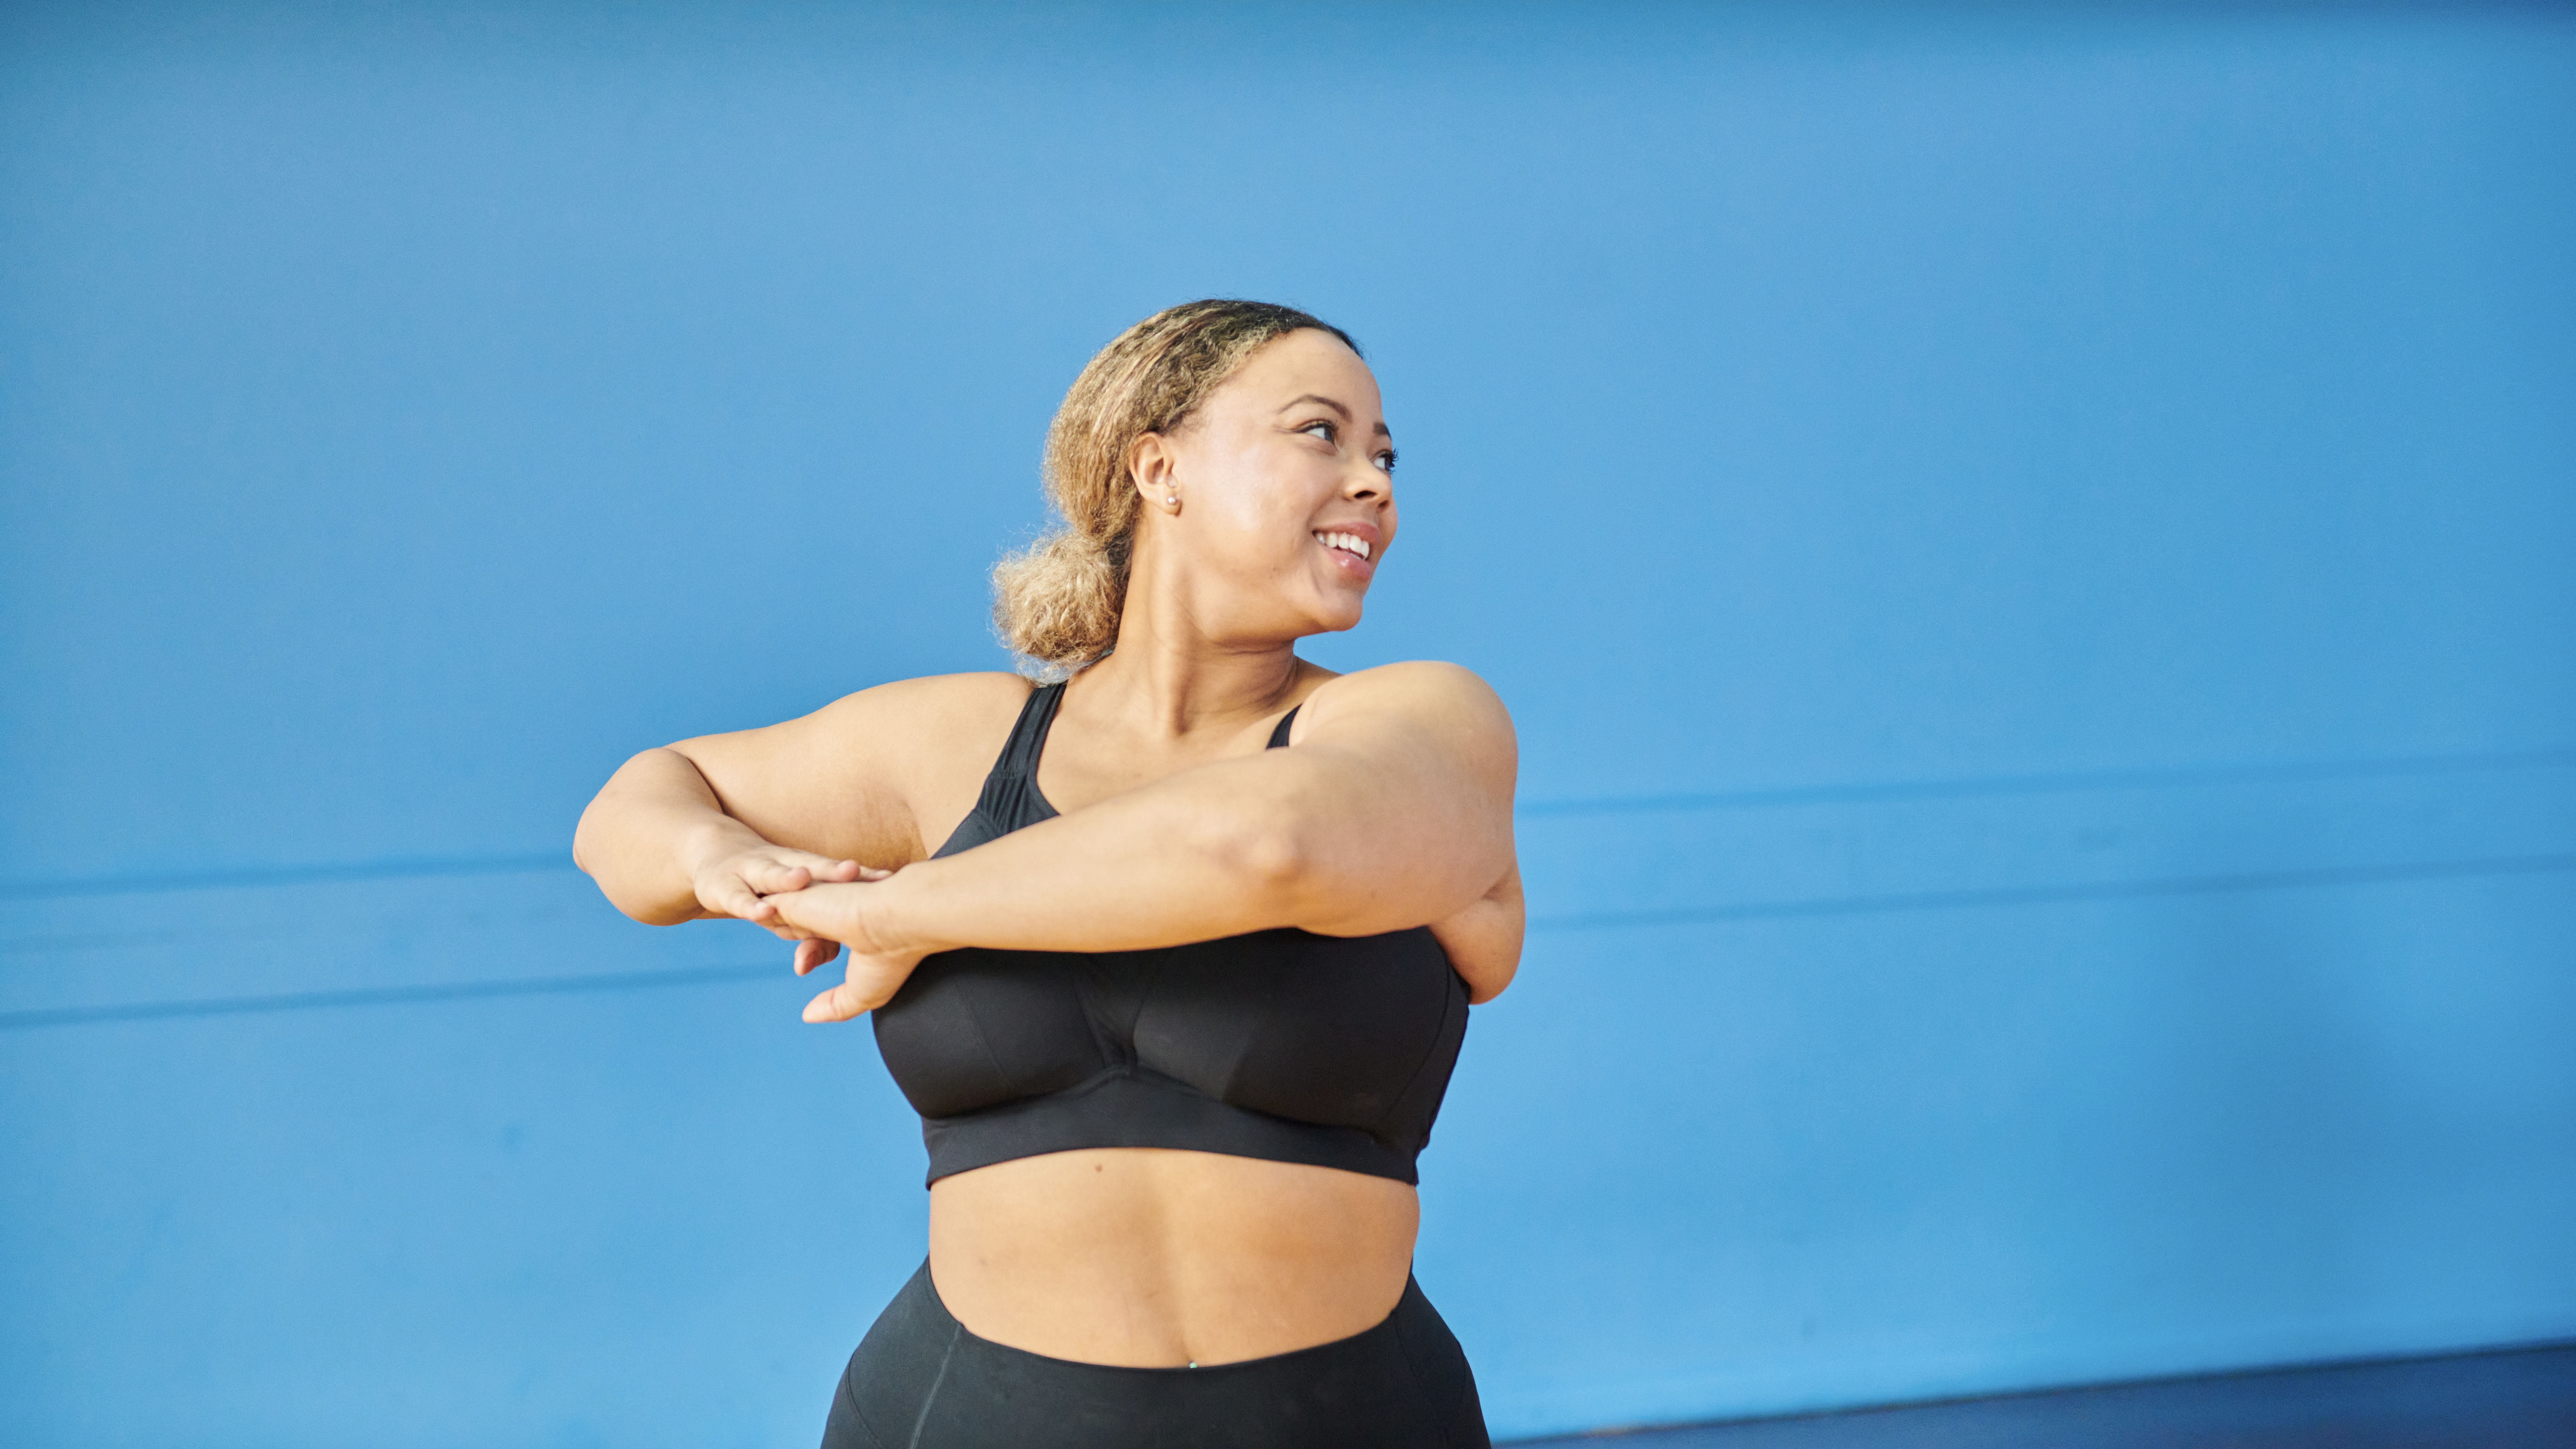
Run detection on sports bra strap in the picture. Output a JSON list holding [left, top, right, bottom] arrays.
[[990, 683, 1288, 806], [980, 681, 1066, 795], [994, 685, 1287, 787]]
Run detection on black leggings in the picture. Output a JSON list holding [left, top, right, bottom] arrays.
[[820, 1262, 1490, 1448]]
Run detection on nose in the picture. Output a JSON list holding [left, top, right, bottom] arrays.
[[1342, 459, 1392, 508]]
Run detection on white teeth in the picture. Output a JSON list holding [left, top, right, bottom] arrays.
[[1314, 531, 1371, 560]]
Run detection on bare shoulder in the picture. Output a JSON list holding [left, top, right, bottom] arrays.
[[675, 669, 1028, 763], [787, 670, 1035, 784], [1291, 663, 1516, 798], [664, 670, 1034, 866], [1298, 661, 1513, 742], [804, 670, 1032, 738]]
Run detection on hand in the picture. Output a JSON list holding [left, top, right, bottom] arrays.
[[763, 878, 936, 1024], [689, 846, 882, 931]]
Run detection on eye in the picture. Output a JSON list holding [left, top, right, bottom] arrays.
[[1299, 419, 1338, 443], [1376, 448, 1398, 474]]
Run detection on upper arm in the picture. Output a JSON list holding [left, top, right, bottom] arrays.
[[665, 672, 1026, 868], [1275, 661, 1519, 937]]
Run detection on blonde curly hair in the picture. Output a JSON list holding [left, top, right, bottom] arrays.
[[993, 299, 1359, 674]]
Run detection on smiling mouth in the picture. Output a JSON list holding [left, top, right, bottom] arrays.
[[1313, 530, 1373, 561]]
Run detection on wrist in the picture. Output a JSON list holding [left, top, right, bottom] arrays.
[[677, 817, 762, 882], [870, 861, 959, 957]]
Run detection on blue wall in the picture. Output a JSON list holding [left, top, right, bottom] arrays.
[[4, 2, 2573, 1442]]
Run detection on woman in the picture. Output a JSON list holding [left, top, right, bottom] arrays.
[[574, 300, 1523, 1446]]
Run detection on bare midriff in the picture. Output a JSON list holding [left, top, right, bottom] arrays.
[[926, 1147, 1420, 1367]]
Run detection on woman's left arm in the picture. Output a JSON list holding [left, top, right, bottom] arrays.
[[1428, 857, 1524, 1006], [767, 661, 1519, 1020]]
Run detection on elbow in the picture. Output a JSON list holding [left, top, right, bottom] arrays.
[[1238, 817, 1320, 905], [571, 767, 636, 883], [591, 868, 698, 928], [1462, 958, 1519, 1006], [569, 802, 619, 899], [619, 897, 700, 928], [571, 796, 692, 928], [1203, 805, 1320, 915]]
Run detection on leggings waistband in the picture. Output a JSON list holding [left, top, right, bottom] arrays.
[[823, 1261, 1489, 1448]]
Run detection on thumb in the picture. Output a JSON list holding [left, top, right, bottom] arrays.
[[802, 981, 868, 1024]]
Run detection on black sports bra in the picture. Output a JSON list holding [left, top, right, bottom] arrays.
[[871, 681, 1471, 1186]]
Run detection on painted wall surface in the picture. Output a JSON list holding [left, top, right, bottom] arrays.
[[4, 2, 2573, 1443]]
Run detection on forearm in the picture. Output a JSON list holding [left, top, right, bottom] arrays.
[[573, 748, 770, 924], [868, 751, 1493, 956]]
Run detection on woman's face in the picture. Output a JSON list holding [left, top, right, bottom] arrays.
[[1135, 328, 1398, 641]]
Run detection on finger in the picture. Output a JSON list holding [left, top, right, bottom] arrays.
[[762, 895, 840, 945], [803, 982, 868, 1023], [766, 852, 871, 887], [704, 877, 771, 921], [776, 859, 889, 891], [745, 860, 815, 894], [793, 938, 842, 975], [762, 888, 810, 929], [772, 882, 855, 925]]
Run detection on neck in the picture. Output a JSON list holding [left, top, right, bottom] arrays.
[[1074, 543, 1306, 740]]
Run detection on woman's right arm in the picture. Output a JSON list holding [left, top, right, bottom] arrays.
[[572, 747, 869, 925], [571, 672, 1024, 927]]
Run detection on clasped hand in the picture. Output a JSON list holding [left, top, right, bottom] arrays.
[[689, 847, 928, 1024]]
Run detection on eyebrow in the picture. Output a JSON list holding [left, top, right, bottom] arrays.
[[1278, 393, 1394, 439]]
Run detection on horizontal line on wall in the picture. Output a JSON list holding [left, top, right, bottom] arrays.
[[1491, 1334, 2576, 1447], [0, 961, 781, 1033], [1516, 745, 2576, 818], [0, 852, 576, 902], [6, 746, 2567, 903], [12, 853, 2569, 1033], [1526, 851, 2576, 933]]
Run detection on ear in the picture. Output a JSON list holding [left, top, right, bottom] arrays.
[[1129, 433, 1182, 517]]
